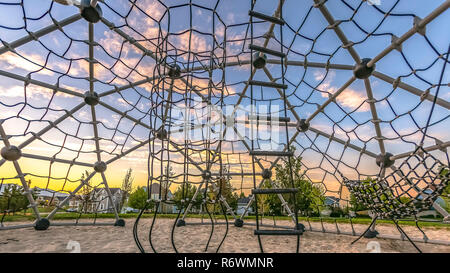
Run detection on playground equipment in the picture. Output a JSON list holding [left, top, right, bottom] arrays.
[[0, 0, 449, 253]]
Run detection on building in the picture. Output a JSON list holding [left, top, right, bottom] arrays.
[[236, 197, 253, 216], [144, 183, 177, 214], [0, 183, 23, 195], [33, 187, 69, 206], [89, 188, 123, 213], [0, 184, 6, 195], [324, 196, 340, 208], [66, 188, 124, 213], [67, 195, 83, 211]]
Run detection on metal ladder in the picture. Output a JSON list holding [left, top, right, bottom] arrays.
[[248, 1, 303, 253]]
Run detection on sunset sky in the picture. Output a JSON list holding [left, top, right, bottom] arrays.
[[0, 0, 448, 199]]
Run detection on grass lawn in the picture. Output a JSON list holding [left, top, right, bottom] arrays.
[[2, 212, 449, 229]]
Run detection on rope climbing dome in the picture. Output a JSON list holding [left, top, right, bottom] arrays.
[[0, 0, 449, 253]]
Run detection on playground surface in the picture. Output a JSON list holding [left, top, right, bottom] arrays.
[[1, 218, 449, 253]]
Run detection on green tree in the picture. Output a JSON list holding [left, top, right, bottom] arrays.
[[79, 170, 94, 213], [266, 151, 325, 216], [0, 183, 33, 215], [440, 167, 450, 212], [439, 166, 449, 196], [260, 179, 281, 215], [349, 192, 367, 212], [349, 177, 414, 215], [173, 183, 203, 211], [120, 168, 134, 210], [209, 175, 239, 212], [161, 166, 174, 199], [128, 186, 148, 210]]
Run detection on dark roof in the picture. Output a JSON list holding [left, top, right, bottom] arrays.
[[325, 196, 340, 206], [109, 188, 121, 195], [144, 183, 172, 197], [0, 183, 23, 194], [149, 183, 160, 194], [93, 188, 122, 195], [33, 187, 69, 198], [237, 197, 250, 204]]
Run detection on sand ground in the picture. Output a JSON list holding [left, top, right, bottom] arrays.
[[0, 218, 449, 253]]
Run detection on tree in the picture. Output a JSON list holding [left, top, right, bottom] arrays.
[[80, 170, 94, 213], [128, 187, 148, 210], [261, 179, 282, 215], [0, 184, 33, 215], [349, 192, 367, 212], [349, 177, 414, 215], [267, 150, 325, 216], [161, 166, 174, 199], [439, 166, 449, 196], [172, 183, 203, 211], [120, 168, 134, 210], [209, 175, 239, 212]]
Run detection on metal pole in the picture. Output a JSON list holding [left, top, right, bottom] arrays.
[[0, 14, 82, 55], [367, 0, 450, 68], [0, 123, 41, 221], [46, 171, 97, 219]]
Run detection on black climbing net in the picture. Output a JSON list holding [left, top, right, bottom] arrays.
[[0, 0, 449, 252]]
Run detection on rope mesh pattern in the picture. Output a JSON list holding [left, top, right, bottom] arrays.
[[0, 0, 449, 251], [344, 149, 449, 219]]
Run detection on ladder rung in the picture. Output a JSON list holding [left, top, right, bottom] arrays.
[[254, 229, 303, 236], [249, 44, 286, 58], [252, 188, 298, 195], [247, 80, 288, 89], [248, 115, 290, 122], [249, 150, 294, 157], [249, 10, 285, 25]]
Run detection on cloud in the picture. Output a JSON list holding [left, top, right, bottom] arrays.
[[0, 51, 54, 75], [0, 83, 70, 100], [0, 49, 97, 81], [335, 88, 370, 111], [316, 70, 369, 112]]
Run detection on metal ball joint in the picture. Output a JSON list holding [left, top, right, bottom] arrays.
[[234, 219, 244, 227], [155, 127, 168, 140], [35, 218, 50, 231], [80, 0, 103, 23], [84, 91, 99, 106], [1, 145, 22, 161], [353, 58, 375, 79], [226, 115, 235, 127], [252, 53, 267, 69], [297, 119, 310, 132], [296, 223, 305, 235], [202, 170, 212, 180], [168, 64, 181, 79], [114, 219, 125, 227], [375, 152, 395, 168], [176, 219, 186, 227], [262, 169, 272, 179], [93, 161, 107, 172], [363, 229, 379, 239]]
